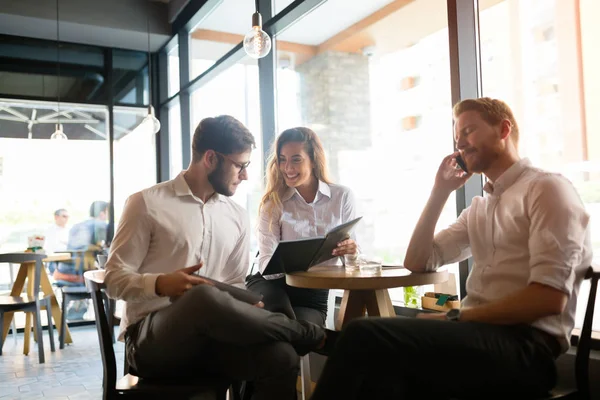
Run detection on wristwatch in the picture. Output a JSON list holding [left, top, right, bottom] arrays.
[[446, 308, 461, 321]]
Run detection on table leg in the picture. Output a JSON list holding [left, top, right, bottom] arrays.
[[364, 289, 395, 318], [23, 312, 32, 355], [39, 267, 72, 344], [336, 290, 367, 330], [26, 264, 38, 345], [2, 263, 27, 342]]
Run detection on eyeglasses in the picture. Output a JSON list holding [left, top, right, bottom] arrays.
[[215, 151, 251, 173]]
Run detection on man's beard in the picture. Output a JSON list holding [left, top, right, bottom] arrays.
[[208, 160, 234, 196], [466, 145, 499, 173]]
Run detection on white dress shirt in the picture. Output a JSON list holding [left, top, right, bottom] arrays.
[[426, 158, 592, 352], [44, 224, 69, 254], [105, 172, 250, 340], [258, 181, 358, 278]]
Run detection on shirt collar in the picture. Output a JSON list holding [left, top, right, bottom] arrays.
[[172, 171, 226, 203], [483, 158, 531, 196], [281, 180, 331, 203]]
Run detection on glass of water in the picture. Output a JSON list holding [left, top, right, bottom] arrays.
[[358, 255, 383, 275], [344, 253, 360, 272]]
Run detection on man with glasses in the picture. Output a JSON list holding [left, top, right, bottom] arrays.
[[105, 115, 328, 400], [45, 208, 70, 276], [45, 208, 70, 255]]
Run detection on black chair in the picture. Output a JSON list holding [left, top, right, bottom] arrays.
[[57, 252, 115, 349], [0, 253, 56, 363], [540, 265, 599, 400], [84, 269, 236, 400], [454, 265, 599, 400]]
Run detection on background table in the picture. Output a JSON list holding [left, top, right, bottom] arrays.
[[286, 266, 449, 329], [2, 253, 74, 353]]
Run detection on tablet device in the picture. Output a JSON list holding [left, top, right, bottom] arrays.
[[262, 217, 363, 275], [202, 277, 263, 304]]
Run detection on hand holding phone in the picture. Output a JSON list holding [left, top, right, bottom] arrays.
[[455, 154, 468, 173], [435, 152, 472, 194]]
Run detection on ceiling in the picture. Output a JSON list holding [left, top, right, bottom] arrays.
[[199, 0, 395, 45], [0, 0, 171, 52]]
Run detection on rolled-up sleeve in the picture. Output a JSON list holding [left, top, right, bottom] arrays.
[[426, 207, 472, 271], [257, 202, 282, 274], [527, 175, 590, 295], [104, 192, 161, 302]]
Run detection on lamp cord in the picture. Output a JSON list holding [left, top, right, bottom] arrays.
[[147, 13, 152, 108], [255, 0, 259, 12], [56, 0, 61, 127]]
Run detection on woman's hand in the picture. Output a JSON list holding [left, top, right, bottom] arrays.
[[332, 239, 358, 256]]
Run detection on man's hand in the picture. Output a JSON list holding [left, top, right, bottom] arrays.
[[416, 312, 447, 321], [434, 152, 472, 195], [332, 239, 358, 256], [155, 263, 211, 297]]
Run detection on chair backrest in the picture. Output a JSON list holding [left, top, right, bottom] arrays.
[[0, 252, 46, 299], [574, 265, 599, 399], [84, 269, 117, 397]]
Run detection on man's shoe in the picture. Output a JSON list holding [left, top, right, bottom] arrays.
[[291, 320, 327, 356], [313, 329, 340, 357]]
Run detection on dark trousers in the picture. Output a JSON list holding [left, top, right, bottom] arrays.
[[246, 273, 328, 326], [312, 317, 560, 400], [125, 284, 325, 400]]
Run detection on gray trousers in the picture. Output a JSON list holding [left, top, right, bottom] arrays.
[[125, 284, 325, 400], [312, 317, 560, 399]]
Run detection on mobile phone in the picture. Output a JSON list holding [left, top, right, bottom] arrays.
[[455, 154, 468, 173]]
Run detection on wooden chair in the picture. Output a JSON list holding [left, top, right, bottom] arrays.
[[0, 253, 56, 363], [84, 270, 235, 400]]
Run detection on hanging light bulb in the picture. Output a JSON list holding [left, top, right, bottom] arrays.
[[51, 123, 68, 140], [52, 0, 67, 141], [140, 105, 161, 134], [131, 14, 160, 135], [243, 11, 271, 59]]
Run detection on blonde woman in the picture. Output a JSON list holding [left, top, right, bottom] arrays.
[[246, 127, 359, 326]]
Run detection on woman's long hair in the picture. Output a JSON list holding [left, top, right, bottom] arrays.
[[260, 127, 332, 219]]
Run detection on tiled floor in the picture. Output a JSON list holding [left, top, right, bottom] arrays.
[[0, 325, 123, 400]]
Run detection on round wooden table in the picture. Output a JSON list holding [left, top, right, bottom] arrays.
[[286, 266, 448, 330]]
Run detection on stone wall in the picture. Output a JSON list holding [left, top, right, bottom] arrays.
[[296, 51, 371, 181]]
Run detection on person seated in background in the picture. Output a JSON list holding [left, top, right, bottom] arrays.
[[311, 97, 592, 399], [105, 116, 329, 400], [45, 208, 70, 274], [55, 200, 109, 320], [246, 127, 359, 327]]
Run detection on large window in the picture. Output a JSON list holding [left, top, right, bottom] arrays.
[[167, 41, 180, 98], [0, 99, 110, 326], [113, 106, 157, 225], [168, 100, 183, 178], [191, 60, 262, 258], [0, 99, 110, 251], [276, 0, 458, 301], [189, 0, 258, 80], [479, 0, 600, 331]]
